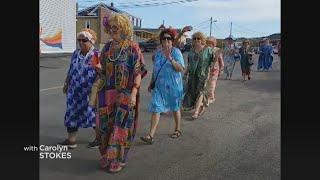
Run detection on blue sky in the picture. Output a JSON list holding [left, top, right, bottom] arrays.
[[77, 0, 280, 39]]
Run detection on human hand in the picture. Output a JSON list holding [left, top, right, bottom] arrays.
[[63, 83, 68, 94], [182, 26, 192, 32], [129, 94, 136, 107], [164, 46, 172, 60]]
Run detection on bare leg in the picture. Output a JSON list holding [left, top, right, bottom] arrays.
[[192, 94, 204, 119], [172, 110, 181, 131], [68, 132, 77, 142], [149, 113, 161, 137], [210, 78, 218, 102]]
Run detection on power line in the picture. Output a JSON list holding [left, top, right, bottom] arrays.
[[77, 0, 198, 9], [116, 0, 169, 6], [232, 23, 267, 35], [192, 19, 211, 28], [117, 0, 199, 8], [233, 25, 264, 37]]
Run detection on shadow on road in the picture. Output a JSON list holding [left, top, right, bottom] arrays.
[[244, 78, 280, 94]]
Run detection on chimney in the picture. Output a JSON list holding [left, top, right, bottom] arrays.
[[111, 2, 114, 7]]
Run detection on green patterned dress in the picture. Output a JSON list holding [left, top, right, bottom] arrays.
[[183, 47, 215, 110]]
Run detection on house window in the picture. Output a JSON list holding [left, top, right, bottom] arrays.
[[85, 20, 91, 29], [136, 19, 139, 27]]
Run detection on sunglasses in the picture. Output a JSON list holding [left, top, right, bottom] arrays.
[[109, 25, 119, 32], [193, 37, 201, 41], [77, 38, 89, 43], [162, 36, 172, 41]]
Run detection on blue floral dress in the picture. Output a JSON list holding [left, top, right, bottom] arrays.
[[64, 47, 99, 129], [148, 47, 185, 113], [257, 44, 273, 70]]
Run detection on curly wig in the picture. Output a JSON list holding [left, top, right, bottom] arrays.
[[103, 13, 133, 39], [192, 31, 206, 46]]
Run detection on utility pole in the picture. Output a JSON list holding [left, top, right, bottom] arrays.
[[230, 22, 232, 36], [209, 17, 217, 37], [210, 17, 212, 37]]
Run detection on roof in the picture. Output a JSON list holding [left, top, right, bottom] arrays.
[[77, 2, 140, 19], [134, 28, 182, 34], [158, 24, 165, 29], [134, 28, 160, 33]]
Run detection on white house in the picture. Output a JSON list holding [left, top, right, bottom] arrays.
[[40, 0, 76, 53]]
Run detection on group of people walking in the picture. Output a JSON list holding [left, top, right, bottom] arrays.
[[57, 13, 274, 173]]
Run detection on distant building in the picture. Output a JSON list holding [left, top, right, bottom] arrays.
[[40, 0, 76, 54], [133, 25, 182, 42], [133, 28, 160, 42], [77, 2, 142, 49]]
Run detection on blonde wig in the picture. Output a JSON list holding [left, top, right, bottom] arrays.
[[192, 31, 206, 46], [103, 13, 133, 39]]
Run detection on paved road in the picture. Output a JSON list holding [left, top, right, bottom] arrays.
[[40, 52, 280, 180]]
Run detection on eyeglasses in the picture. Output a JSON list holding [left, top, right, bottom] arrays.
[[77, 38, 89, 43], [193, 37, 201, 41], [162, 36, 172, 41]]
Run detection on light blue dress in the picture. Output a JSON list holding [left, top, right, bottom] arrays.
[[148, 47, 185, 113]]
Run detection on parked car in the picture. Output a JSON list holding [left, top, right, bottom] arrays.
[[138, 39, 159, 52]]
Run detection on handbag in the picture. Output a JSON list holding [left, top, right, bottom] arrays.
[[150, 59, 167, 90], [247, 49, 254, 65], [248, 57, 254, 65]]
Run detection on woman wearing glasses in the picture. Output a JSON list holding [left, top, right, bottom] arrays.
[[59, 28, 101, 149], [96, 14, 147, 173], [140, 28, 185, 144], [183, 32, 214, 119]]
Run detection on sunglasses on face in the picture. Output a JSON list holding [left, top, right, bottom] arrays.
[[77, 38, 89, 43], [193, 37, 201, 41], [109, 25, 119, 32], [162, 36, 172, 41]]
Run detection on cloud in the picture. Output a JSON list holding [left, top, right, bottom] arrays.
[[185, 0, 280, 22]]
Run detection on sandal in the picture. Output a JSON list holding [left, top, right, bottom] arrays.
[[192, 112, 199, 120], [192, 106, 204, 120], [140, 134, 154, 144], [108, 166, 122, 173], [198, 106, 205, 116], [170, 130, 182, 139], [119, 162, 126, 167]]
